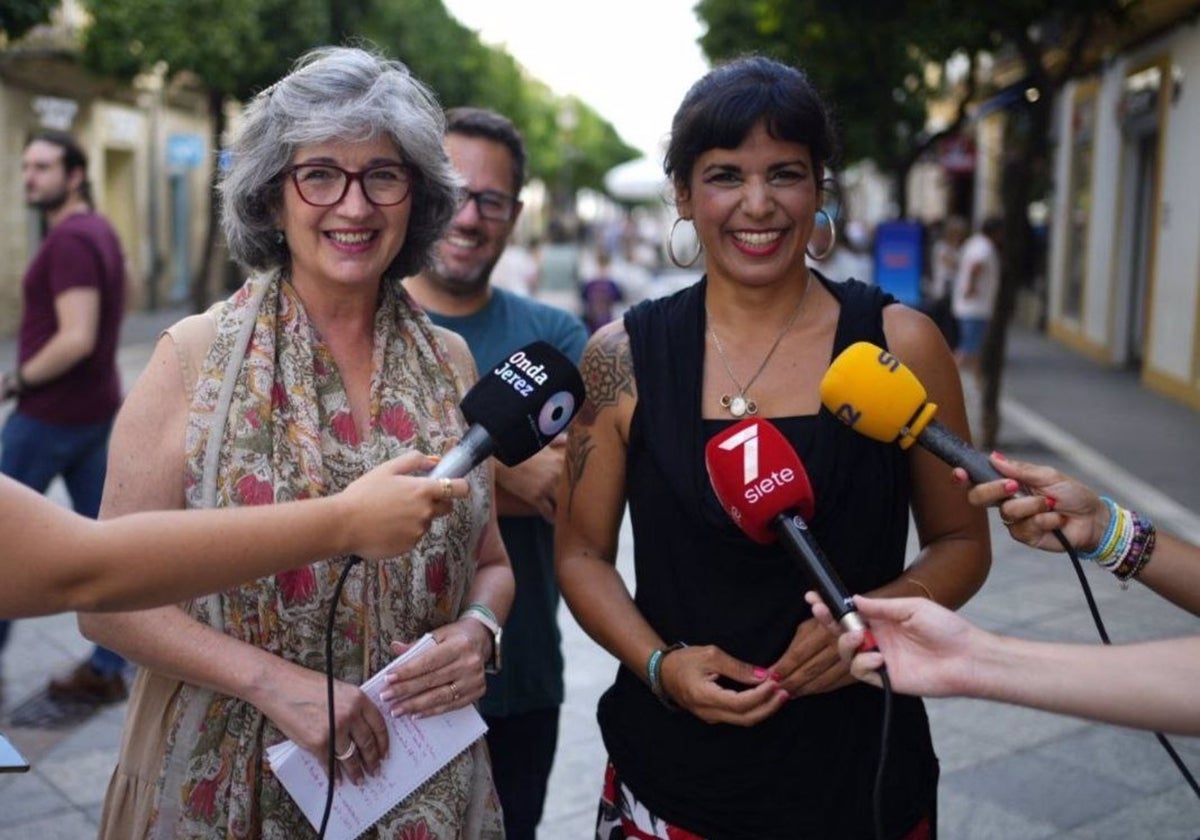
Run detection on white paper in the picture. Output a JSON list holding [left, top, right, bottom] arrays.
[[266, 633, 487, 840]]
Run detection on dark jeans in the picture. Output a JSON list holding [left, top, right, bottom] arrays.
[[484, 706, 560, 840], [0, 411, 125, 675]]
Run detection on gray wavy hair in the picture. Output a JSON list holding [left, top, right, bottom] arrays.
[[220, 46, 463, 279]]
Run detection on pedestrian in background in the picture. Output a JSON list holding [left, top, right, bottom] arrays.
[[80, 47, 512, 839], [556, 55, 989, 839], [922, 214, 968, 350], [580, 249, 625, 334], [812, 452, 1200, 735], [0, 129, 130, 705], [952, 216, 1003, 378], [405, 105, 588, 840]]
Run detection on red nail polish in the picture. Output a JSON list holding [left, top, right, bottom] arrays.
[[992, 451, 1007, 461], [771, 671, 783, 682], [753, 667, 766, 680], [1004, 479, 1019, 494], [1046, 496, 1057, 511]]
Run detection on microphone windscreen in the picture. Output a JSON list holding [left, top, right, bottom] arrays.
[[704, 417, 814, 544], [819, 341, 929, 444], [461, 341, 585, 466]]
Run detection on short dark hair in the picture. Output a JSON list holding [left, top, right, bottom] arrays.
[[25, 129, 92, 206], [444, 107, 527, 194], [664, 56, 838, 193]]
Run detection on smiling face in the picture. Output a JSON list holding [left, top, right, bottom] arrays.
[[675, 120, 819, 291], [425, 132, 522, 299], [278, 135, 411, 295]]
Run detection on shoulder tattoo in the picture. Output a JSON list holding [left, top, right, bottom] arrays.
[[564, 328, 634, 515]]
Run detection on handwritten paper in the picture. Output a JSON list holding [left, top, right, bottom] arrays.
[[265, 634, 487, 840]]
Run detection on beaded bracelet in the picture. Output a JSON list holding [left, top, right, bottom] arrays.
[[1111, 510, 1157, 586]]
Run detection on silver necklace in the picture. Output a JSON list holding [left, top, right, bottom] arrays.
[[706, 279, 810, 418]]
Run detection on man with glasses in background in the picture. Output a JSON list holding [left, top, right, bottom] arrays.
[[405, 107, 587, 840]]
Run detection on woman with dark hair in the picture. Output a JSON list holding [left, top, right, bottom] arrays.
[[81, 46, 511, 838], [556, 56, 990, 838]]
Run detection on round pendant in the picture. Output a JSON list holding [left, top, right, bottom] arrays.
[[744, 398, 758, 416], [729, 395, 748, 417]]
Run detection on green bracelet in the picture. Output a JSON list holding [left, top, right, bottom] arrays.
[[647, 642, 687, 710]]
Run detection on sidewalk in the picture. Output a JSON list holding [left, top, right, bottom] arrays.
[[1, 311, 1198, 839]]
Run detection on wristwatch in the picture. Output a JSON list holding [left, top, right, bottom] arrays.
[[460, 604, 503, 674]]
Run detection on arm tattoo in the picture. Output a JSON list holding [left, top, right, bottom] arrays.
[[565, 329, 635, 516]]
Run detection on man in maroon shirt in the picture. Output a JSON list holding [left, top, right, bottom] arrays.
[[0, 130, 129, 703]]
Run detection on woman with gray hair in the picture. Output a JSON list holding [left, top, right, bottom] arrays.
[[83, 46, 511, 839]]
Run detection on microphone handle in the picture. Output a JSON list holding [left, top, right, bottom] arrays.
[[429, 425, 496, 479], [774, 513, 861, 630], [917, 420, 1005, 485]]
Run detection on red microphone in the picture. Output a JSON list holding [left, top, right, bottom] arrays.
[[705, 417, 875, 642]]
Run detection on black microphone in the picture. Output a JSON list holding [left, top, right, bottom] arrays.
[[705, 417, 875, 640], [820, 341, 1014, 487], [430, 340, 585, 479]]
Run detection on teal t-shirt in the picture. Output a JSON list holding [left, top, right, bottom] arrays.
[[423, 287, 588, 717]]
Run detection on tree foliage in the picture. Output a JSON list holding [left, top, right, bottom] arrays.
[[694, 0, 1128, 446], [71, 0, 636, 309], [0, 0, 56, 43]]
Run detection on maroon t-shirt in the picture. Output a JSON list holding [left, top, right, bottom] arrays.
[[17, 211, 126, 425]]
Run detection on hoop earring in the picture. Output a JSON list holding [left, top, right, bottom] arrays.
[[666, 217, 703, 268], [805, 208, 837, 261]]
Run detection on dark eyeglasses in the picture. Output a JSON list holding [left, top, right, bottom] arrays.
[[460, 189, 518, 222], [284, 163, 412, 207]]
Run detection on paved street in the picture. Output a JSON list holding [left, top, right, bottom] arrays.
[[1, 308, 1198, 838]]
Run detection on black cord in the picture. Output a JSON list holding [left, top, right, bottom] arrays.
[[873, 664, 893, 840], [1053, 528, 1200, 801], [317, 555, 363, 839]]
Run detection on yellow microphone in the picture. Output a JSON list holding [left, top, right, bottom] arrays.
[[820, 341, 1007, 484]]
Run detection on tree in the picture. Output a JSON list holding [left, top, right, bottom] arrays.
[[945, 0, 1124, 449], [696, 0, 979, 216], [0, 0, 56, 43], [364, 0, 638, 204], [693, 0, 1127, 448], [80, 0, 337, 311]]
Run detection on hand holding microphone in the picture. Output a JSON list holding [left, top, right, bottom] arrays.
[[430, 340, 585, 479]]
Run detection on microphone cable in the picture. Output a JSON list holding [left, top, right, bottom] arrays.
[[1052, 528, 1200, 801], [317, 554, 364, 839], [872, 663, 893, 840]]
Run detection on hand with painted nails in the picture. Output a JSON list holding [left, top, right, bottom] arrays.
[[952, 454, 1200, 616], [655, 643, 789, 726], [951, 453, 1106, 554]]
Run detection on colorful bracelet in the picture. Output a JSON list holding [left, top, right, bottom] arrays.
[[1112, 510, 1156, 586], [1078, 497, 1121, 562]]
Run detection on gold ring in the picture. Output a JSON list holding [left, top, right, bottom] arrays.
[[448, 681, 460, 702], [999, 514, 1015, 526], [440, 478, 454, 500], [335, 742, 357, 761]]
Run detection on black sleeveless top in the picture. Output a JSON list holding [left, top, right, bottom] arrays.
[[597, 274, 938, 839]]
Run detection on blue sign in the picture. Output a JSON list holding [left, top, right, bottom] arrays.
[[872, 221, 924, 306], [166, 133, 206, 170]]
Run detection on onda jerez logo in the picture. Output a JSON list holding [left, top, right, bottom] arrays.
[[492, 349, 550, 397], [717, 422, 797, 504]]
